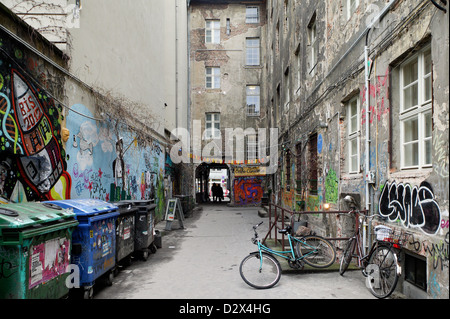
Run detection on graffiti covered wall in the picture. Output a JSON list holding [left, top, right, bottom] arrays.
[[0, 24, 168, 220], [0, 38, 70, 202], [64, 103, 167, 219], [233, 176, 263, 206], [378, 180, 448, 298]]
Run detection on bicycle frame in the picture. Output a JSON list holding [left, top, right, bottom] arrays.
[[352, 225, 371, 268], [255, 233, 316, 264], [347, 213, 401, 273]]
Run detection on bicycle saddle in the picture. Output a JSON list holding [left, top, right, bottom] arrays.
[[278, 226, 292, 234]]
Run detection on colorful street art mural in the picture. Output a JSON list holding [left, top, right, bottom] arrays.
[[0, 35, 167, 219], [0, 46, 70, 202], [233, 176, 263, 205], [65, 104, 166, 219]]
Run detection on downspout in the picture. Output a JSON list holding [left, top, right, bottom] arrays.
[[363, 30, 371, 255], [175, 0, 179, 129], [362, 0, 398, 254], [187, 0, 191, 135]]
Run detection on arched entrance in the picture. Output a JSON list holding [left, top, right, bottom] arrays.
[[195, 163, 230, 203]]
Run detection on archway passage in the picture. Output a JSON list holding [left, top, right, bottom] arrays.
[[195, 163, 230, 204]]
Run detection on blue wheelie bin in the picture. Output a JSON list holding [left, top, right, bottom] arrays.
[[46, 199, 119, 299]]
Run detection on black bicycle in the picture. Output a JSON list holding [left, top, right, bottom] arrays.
[[339, 209, 410, 298]]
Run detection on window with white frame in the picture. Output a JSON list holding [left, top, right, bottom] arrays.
[[295, 44, 301, 95], [206, 67, 220, 89], [206, 20, 220, 44], [348, 96, 360, 173], [246, 38, 260, 66], [308, 14, 317, 75], [205, 113, 221, 139], [284, 71, 290, 112], [246, 134, 258, 161], [246, 6, 259, 23], [347, 0, 359, 20], [246, 85, 260, 116], [400, 46, 432, 169]]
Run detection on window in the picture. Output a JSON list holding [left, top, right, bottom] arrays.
[[307, 14, 317, 75], [284, 70, 290, 112], [405, 253, 427, 290], [400, 46, 432, 169], [347, 0, 359, 20], [284, 0, 289, 34], [246, 85, 260, 116], [246, 38, 260, 66], [206, 20, 220, 44], [308, 133, 318, 195], [348, 96, 360, 173], [295, 142, 303, 192], [246, 134, 258, 161], [246, 6, 259, 23], [206, 67, 220, 89], [295, 44, 301, 94], [205, 113, 220, 139], [286, 150, 291, 188]]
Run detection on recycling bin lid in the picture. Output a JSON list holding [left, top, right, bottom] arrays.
[[0, 202, 76, 229], [114, 201, 138, 215], [47, 199, 118, 217], [121, 200, 156, 209]]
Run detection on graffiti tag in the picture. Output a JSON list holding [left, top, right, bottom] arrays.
[[378, 181, 441, 234], [234, 177, 263, 205]]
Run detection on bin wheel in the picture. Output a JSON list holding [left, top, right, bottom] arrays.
[[84, 287, 94, 299], [124, 256, 133, 266], [104, 271, 114, 286], [149, 243, 157, 254], [142, 250, 149, 261]]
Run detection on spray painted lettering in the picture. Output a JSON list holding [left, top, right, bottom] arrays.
[[378, 181, 441, 234]]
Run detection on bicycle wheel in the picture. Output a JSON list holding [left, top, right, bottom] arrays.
[[296, 235, 336, 268], [339, 237, 356, 276], [366, 244, 399, 299], [239, 252, 281, 289]]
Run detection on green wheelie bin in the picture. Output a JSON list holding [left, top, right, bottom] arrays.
[[0, 202, 78, 299]]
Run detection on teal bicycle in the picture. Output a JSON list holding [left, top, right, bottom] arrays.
[[240, 222, 336, 289]]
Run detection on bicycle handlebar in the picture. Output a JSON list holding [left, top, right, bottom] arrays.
[[345, 209, 378, 220], [253, 221, 263, 230], [250, 222, 263, 244]]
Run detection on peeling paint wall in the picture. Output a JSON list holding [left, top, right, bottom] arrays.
[[267, 0, 448, 298]]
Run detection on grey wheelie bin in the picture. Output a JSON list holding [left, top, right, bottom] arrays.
[[0, 202, 78, 299], [122, 200, 156, 260], [46, 199, 119, 299], [114, 201, 137, 268]]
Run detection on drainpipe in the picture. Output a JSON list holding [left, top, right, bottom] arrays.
[[175, 0, 179, 130], [363, 30, 371, 255], [362, 0, 398, 254]]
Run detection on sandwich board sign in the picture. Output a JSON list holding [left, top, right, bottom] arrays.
[[164, 198, 185, 230]]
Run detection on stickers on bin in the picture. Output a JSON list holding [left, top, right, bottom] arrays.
[[29, 237, 71, 289]]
